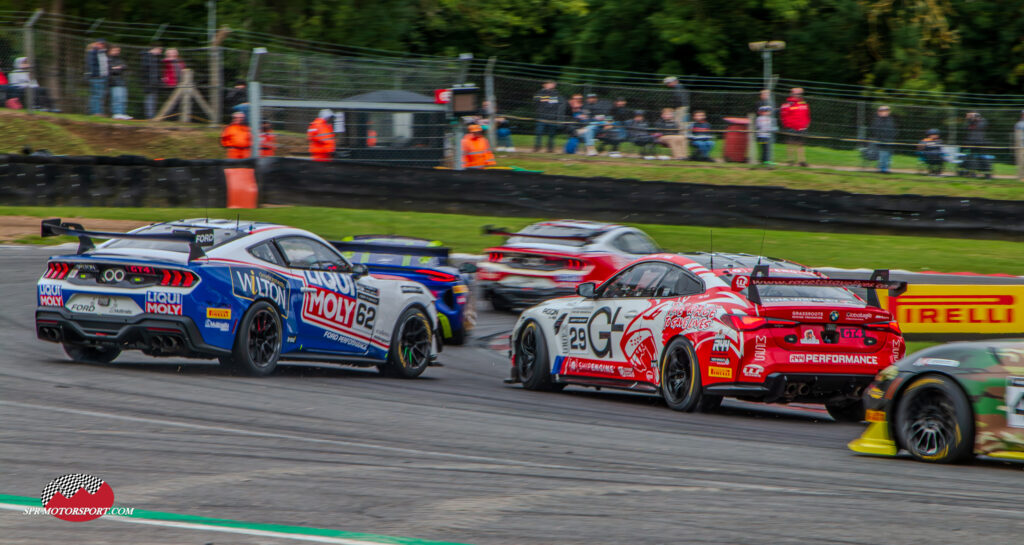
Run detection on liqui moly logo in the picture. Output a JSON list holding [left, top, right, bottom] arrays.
[[38, 284, 63, 307], [302, 271, 357, 334], [145, 291, 182, 315]]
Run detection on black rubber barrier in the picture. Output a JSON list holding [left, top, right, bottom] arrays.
[[0, 154, 235, 209], [257, 158, 1024, 239], [3, 154, 1024, 239]]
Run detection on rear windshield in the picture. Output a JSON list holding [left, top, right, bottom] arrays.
[[745, 284, 863, 304], [341, 250, 443, 268], [103, 225, 244, 253], [506, 225, 600, 247]]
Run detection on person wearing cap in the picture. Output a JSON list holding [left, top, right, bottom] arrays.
[[663, 76, 690, 128], [532, 80, 562, 153], [756, 105, 776, 165], [85, 39, 109, 115], [8, 56, 54, 110], [869, 105, 898, 173], [308, 109, 336, 161], [779, 87, 811, 166], [917, 128, 944, 176], [220, 111, 252, 159], [462, 124, 496, 169]]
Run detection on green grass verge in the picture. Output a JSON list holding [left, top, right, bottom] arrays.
[[505, 135, 1024, 200], [5, 205, 1023, 275]]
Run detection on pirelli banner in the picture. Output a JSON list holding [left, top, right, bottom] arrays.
[[877, 285, 1024, 339]]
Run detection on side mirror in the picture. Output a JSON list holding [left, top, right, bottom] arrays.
[[576, 282, 596, 298], [458, 261, 478, 274], [351, 263, 369, 279]]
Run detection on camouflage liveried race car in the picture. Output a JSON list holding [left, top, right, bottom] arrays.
[[849, 340, 1024, 463]]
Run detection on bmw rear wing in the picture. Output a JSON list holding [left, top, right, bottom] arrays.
[[41, 218, 213, 261], [743, 265, 907, 307], [483, 225, 599, 242]]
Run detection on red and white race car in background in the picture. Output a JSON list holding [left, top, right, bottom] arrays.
[[508, 252, 908, 421], [477, 220, 661, 311]]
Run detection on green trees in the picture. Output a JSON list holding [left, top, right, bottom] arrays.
[[4, 0, 1020, 94]]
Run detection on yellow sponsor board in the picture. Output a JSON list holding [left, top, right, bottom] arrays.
[[708, 367, 733, 379], [453, 284, 469, 294], [877, 284, 1024, 335], [865, 409, 886, 423], [206, 308, 232, 320]]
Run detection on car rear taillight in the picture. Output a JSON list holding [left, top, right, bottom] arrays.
[[565, 258, 587, 270], [488, 252, 504, 262], [44, 262, 71, 279], [417, 269, 458, 283], [867, 320, 902, 335], [159, 269, 197, 287], [727, 314, 800, 331]]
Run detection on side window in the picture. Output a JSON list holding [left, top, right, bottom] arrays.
[[600, 262, 671, 298], [655, 267, 704, 297], [613, 232, 660, 255], [275, 237, 350, 271], [248, 241, 284, 266]]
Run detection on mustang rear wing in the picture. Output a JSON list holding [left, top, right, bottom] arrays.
[[744, 265, 907, 307], [483, 225, 598, 242], [41, 218, 213, 261], [329, 240, 450, 260]]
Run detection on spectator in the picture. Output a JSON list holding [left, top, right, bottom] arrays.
[[161, 48, 185, 90], [610, 97, 631, 123], [260, 121, 276, 157], [689, 110, 715, 161], [577, 94, 613, 156], [8, 57, 53, 110], [663, 76, 690, 127], [308, 109, 336, 161], [755, 105, 776, 165], [224, 81, 249, 121], [583, 93, 611, 118], [566, 93, 585, 120], [485, 101, 514, 152], [917, 128, 944, 176], [779, 87, 810, 167], [596, 116, 625, 157], [220, 112, 251, 159], [462, 124, 496, 169], [625, 111, 656, 159], [532, 80, 562, 153], [868, 105, 897, 173], [1014, 111, 1024, 179], [964, 112, 990, 176], [107, 46, 131, 120], [85, 40, 109, 115], [653, 107, 687, 159], [142, 44, 163, 119]]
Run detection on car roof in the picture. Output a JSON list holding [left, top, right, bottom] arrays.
[[533, 219, 622, 231], [679, 252, 809, 272], [345, 235, 445, 248], [152, 217, 282, 233]]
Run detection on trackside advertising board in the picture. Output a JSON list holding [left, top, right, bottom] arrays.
[[876, 284, 1024, 338]]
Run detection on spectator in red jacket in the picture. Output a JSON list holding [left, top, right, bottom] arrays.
[[779, 87, 810, 167]]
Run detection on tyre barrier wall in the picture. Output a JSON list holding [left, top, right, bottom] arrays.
[[3, 154, 1024, 239], [0, 154, 231, 209]]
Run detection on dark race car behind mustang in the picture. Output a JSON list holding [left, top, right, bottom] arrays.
[[35, 218, 442, 377], [508, 252, 909, 421]]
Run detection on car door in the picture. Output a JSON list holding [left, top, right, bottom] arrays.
[[274, 235, 371, 356], [558, 262, 674, 382]]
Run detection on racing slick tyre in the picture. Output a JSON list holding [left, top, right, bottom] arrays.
[[895, 375, 974, 464], [515, 320, 564, 392], [659, 338, 719, 412], [225, 301, 282, 377], [62, 343, 121, 364], [447, 328, 467, 346], [825, 399, 866, 422], [378, 307, 433, 379]]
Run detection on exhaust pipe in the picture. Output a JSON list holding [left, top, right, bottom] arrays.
[[38, 326, 62, 342], [797, 383, 811, 396], [150, 335, 183, 353]]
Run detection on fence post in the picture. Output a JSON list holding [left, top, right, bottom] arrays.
[[247, 48, 267, 159], [23, 9, 43, 113], [485, 56, 497, 152], [208, 0, 224, 127], [947, 106, 957, 145], [856, 100, 866, 143], [1016, 124, 1024, 181], [181, 69, 194, 123]]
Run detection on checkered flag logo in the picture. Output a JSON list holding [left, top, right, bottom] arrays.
[[41, 473, 105, 505]]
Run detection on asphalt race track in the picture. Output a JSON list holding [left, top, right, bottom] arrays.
[[1, 245, 1021, 545]]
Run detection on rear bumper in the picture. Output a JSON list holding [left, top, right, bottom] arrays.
[[36, 308, 230, 358], [484, 284, 576, 310], [705, 373, 876, 403]]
